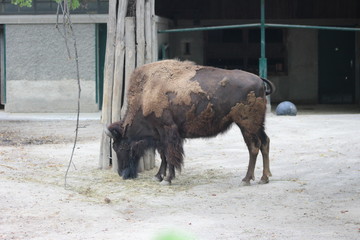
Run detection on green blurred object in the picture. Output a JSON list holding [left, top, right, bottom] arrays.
[[153, 230, 196, 240]]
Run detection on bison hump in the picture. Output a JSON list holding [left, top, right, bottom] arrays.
[[127, 60, 205, 121]]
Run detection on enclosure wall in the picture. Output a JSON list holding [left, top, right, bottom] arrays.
[[4, 23, 98, 112]]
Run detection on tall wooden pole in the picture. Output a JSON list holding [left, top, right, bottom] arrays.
[[139, 0, 156, 171], [100, 0, 155, 172], [99, 0, 118, 169], [110, 0, 129, 171], [136, 0, 145, 66], [144, 0, 152, 63], [121, 17, 136, 119]]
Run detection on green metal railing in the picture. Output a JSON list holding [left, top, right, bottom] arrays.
[[157, 22, 360, 34], [260, 0, 267, 79], [266, 23, 360, 32], [158, 23, 261, 33]]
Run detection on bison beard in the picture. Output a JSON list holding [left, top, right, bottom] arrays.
[[106, 59, 274, 185]]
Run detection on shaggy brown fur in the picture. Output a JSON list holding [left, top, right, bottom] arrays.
[[229, 91, 267, 134], [124, 60, 205, 126], [184, 102, 216, 136]]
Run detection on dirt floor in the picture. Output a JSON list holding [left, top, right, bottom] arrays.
[[0, 109, 359, 240]]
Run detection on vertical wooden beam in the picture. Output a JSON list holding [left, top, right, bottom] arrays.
[[110, 0, 129, 172], [142, 0, 156, 171], [136, 0, 146, 67], [144, 0, 152, 63], [112, 0, 129, 123], [121, 17, 136, 119], [150, 0, 157, 61], [99, 0, 118, 169], [100, 0, 156, 173]]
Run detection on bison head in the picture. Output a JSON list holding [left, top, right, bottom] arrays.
[[105, 122, 140, 179]]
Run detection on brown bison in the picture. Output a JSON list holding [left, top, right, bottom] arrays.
[[105, 59, 274, 185]]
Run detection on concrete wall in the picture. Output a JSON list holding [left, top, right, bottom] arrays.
[[271, 29, 318, 104], [5, 23, 98, 112], [169, 30, 204, 65], [168, 20, 204, 65]]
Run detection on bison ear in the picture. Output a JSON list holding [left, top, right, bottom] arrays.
[[105, 122, 124, 140]]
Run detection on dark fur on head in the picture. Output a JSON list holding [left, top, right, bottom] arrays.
[[106, 121, 125, 140]]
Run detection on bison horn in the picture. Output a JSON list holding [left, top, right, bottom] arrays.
[[104, 125, 114, 138]]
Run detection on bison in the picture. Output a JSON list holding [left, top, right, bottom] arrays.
[[105, 59, 274, 185]]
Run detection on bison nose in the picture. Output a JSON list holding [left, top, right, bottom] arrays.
[[117, 168, 123, 177], [121, 167, 138, 180]]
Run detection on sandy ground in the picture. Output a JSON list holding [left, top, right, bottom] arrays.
[[0, 109, 359, 240]]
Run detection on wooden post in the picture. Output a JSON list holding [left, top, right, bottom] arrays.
[[121, 17, 136, 119], [99, 0, 156, 173], [110, 0, 129, 171], [99, 0, 118, 169], [140, 0, 156, 171], [144, 0, 152, 64], [150, 0, 157, 61], [136, 0, 145, 67], [112, 0, 128, 123]]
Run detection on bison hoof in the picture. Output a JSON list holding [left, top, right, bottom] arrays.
[[241, 180, 251, 186], [154, 174, 164, 182], [160, 180, 171, 186], [153, 175, 163, 182], [259, 176, 270, 184], [258, 180, 269, 184]]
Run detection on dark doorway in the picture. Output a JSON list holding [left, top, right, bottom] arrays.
[[318, 30, 355, 104], [97, 23, 107, 110]]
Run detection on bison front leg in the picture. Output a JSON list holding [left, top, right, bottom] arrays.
[[161, 164, 175, 185], [159, 124, 184, 185]]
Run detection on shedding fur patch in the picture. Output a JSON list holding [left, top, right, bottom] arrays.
[[219, 77, 228, 87], [184, 103, 215, 135], [229, 91, 266, 134], [125, 60, 205, 125]]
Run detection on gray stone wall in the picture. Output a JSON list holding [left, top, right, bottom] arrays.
[[5, 23, 98, 112], [271, 29, 318, 104]]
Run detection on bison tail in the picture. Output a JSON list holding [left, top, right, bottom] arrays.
[[261, 78, 276, 96]]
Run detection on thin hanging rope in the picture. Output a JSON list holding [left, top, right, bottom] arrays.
[[56, 0, 81, 189]]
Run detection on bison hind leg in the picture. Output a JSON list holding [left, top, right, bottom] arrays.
[[258, 127, 272, 184], [240, 129, 261, 185], [237, 124, 272, 185]]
